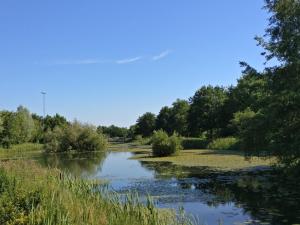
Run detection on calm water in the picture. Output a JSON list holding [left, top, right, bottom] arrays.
[[37, 150, 300, 225]]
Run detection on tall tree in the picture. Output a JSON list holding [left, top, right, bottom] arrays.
[[155, 106, 172, 134], [135, 112, 156, 137], [188, 86, 228, 139], [244, 0, 300, 166], [169, 99, 190, 136], [7, 106, 35, 144]]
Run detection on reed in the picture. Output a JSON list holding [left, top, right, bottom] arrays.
[[0, 160, 192, 225]]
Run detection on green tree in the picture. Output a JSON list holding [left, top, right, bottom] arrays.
[[231, 63, 268, 112], [244, 0, 300, 167], [155, 106, 172, 134], [97, 125, 128, 138], [169, 99, 190, 136], [135, 112, 156, 137], [188, 86, 228, 139], [0, 116, 3, 135], [43, 114, 68, 131], [6, 106, 35, 144]]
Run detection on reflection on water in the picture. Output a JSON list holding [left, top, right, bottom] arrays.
[[37, 151, 300, 225], [38, 151, 107, 177]]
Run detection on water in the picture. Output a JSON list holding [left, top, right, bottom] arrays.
[[37, 150, 300, 225]]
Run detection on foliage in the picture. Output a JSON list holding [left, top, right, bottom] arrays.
[[133, 135, 152, 145], [255, 0, 300, 64], [155, 106, 172, 134], [97, 125, 128, 138], [44, 121, 107, 152], [207, 137, 239, 151], [181, 137, 208, 150], [4, 106, 35, 145], [0, 161, 188, 225], [43, 113, 69, 131], [152, 130, 182, 157], [131, 0, 300, 169], [188, 86, 228, 139], [135, 112, 156, 137]]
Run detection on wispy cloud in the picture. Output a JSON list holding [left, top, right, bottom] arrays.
[[43, 59, 108, 65], [37, 50, 173, 66], [152, 50, 172, 61], [116, 56, 142, 64]]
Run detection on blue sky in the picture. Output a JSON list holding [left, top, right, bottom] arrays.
[[0, 0, 270, 127]]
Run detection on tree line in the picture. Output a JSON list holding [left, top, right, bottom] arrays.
[[131, 0, 300, 168], [0, 107, 107, 152]]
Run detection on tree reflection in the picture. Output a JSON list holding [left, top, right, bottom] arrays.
[[139, 161, 300, 225], [38, 151, 107, 177]]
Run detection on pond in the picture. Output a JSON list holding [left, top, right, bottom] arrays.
[[37, 150, 300, 225]]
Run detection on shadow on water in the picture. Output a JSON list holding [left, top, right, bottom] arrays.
[[35, 150, 300, 225], [37, 151, 108, 177], [139, 160, 300, 225]]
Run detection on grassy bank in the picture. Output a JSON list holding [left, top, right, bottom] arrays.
[[111, 144, 275, 171], [0, 160, 190, 225], [0, 143, 43, 160]]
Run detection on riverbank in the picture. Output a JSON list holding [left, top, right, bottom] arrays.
[[0, 143, 43, 160], [0, 160, 188, 225], [110, 143, 275, 171]]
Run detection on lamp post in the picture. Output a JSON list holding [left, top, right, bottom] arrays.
[[41, 91, 46, 117]]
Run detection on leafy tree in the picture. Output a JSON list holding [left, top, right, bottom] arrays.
[[169, 99, 190, 136], [127, 125, 137, 139], [135, 112, 156, 137], [243, 0, 300, 166], [31, 114, 44, 143], [155, 106, 172, 134], [44, 121, 107, 152], [188, 86, 228, 139], [6, 106, 35, 144], [255, 0, 300, 64], [43, 114, 68, 131], [231, 63, 269, 112], [97, 125, 128, 138], [231, 108, 269, 152], [0, 116, 3, 135]]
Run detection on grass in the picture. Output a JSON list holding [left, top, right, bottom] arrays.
[[114, 144, 275, 171], [0, 143, 44, 160], [0, 160, 191, 225]]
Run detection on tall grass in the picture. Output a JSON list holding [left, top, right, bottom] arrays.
[[0, 160, 192, 225], [0, 143, 43, 159]]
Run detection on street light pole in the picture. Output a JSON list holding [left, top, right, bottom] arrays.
[[41, 92, 46, 117]]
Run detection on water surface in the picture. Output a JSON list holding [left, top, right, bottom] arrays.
[[37, 150, 300, 225]]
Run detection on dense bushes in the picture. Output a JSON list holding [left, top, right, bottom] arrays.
[[181, 137, 208, 150], [152, 130, 182, 157], [207, 137, 239, 150], [0, 168, 41, 224], [44, 122, 107, 152]]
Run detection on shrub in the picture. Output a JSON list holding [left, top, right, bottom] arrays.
[[134, 135, 152, 145], [44, 122, 107, 152], [152, 130, 182, 157], [77, 127, 107, 152], [207, 137, 239, 150], [181, 137, 208, 149]]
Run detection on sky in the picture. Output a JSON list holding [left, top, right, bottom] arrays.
[[0, 0, 271, 127]]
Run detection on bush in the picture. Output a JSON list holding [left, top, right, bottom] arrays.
[[134, 135, 152, 145], [207, 137, 239, 150], [152, 130, 182, 157], [44, 122, 107, 152], [181, 137, 208, 149]]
